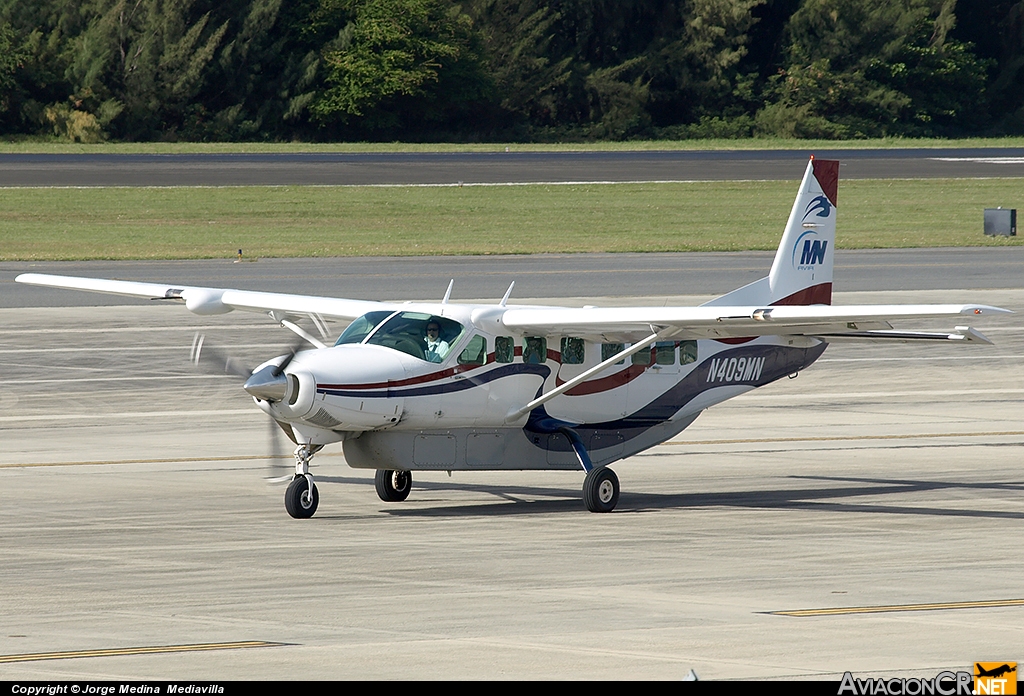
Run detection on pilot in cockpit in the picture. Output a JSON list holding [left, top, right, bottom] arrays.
[[424, 318, 451, 363]]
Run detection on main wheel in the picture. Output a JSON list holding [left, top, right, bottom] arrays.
[[583, 467, 619, 513], [285, 475, 319, 518], [375, 469, 412, 502]]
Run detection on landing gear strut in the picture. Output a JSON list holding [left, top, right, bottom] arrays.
[[285, 443, 322, 519], [375, 469, 412, 502], [583, 466, 619, 513], [558, 425, 620, 513]]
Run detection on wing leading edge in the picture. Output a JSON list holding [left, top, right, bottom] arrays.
[[498, 303, 1010, 343], [15, 273, 384, 321], [15, 273, 1010, 344]]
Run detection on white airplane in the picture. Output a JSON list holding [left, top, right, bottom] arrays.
[[16, 157, 1010, 518]]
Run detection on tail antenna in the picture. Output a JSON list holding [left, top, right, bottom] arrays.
[[500, 281, 515, 307]]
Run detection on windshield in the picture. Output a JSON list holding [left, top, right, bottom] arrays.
[[364, 311, 465, 362], [335, 310, 394, 346]]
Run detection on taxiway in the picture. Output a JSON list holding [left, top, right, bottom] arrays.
[[1, 284, 1021, 680]]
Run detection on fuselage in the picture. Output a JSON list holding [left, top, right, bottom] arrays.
[[253, 303, 827, 471]]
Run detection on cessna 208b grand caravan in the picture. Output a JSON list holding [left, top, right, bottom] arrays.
[[17, 158, 1010, 518]]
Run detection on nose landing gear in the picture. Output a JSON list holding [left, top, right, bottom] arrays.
[[285, 443, 322, 519]]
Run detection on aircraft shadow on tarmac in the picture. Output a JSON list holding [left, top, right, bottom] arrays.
[[311, 473, 1024, 519]]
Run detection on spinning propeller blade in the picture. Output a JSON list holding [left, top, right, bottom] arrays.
[[190, 333, 253, 378], [264, 416, 294, 483], [188, 333, 302, 484]]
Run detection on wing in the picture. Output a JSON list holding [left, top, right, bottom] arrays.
[[498, 303, 1011, 344], [14, 273, 385, 321]]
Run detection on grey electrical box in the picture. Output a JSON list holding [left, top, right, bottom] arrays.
[[984, 208, 1016, 236]]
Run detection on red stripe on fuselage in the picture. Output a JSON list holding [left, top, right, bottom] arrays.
[[558, 364, 646, 395], [319, 352, 496, 390]]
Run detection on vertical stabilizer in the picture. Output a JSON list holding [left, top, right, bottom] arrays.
[[702, 157, 838, 308], [767, 157, 837, 305]]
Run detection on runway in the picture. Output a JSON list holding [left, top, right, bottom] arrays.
[[3, 148, 1024, 186], [1, 283, 1022, 679]]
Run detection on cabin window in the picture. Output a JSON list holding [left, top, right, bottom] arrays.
[[364, 311, 465, 362], [680, 340, 698, 364], [655, 341, 675, 365], [631, 345, 652, 366], [602, 343, 625, 365], [523, 337, 547, 364], [335, 310, 393, 346], [458, 335, 487, 366], [561, 337, 585, 364], [495, 336, 514, 363]]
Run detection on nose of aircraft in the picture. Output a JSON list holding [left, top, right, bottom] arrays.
[[243, 364, 288, 402]]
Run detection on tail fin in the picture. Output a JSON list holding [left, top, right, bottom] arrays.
[[704, 157, 838, 307]]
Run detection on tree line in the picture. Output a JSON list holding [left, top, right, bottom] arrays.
[[1, 0, 1023, 142]]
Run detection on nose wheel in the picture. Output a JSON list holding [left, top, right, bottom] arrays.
[[285, 475, 319, 518], [375, 469, 413, 502], [583, 467, 619, 513]]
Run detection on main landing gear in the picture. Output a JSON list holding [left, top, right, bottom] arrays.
[[285, 443, 322, 519], [558, 425, 621, 513], [583, 466, 620, 513], [375, 469, 412, 502]]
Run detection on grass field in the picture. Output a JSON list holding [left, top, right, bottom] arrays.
[[2, 179, 1022, 261], [2, 136, 1024, 154]]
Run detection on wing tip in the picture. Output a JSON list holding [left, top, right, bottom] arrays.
[[964, 305, 1013, 315]]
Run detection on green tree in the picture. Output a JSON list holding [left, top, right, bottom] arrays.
[[0, 21, 25, 114], [310, 0, 493, 135], [467, 0, 571, 128], [954, 0, 1024, 132], [646, 0, 765, 128], [492, 0, 767, 138], [78, 0, 229, 138], [759, 0, 990, 138], [182, 0, 326, 140], [1, 0, 229, 140]]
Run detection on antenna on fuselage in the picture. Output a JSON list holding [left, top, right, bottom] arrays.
[[442, 279, 454, 304], [500, 281, 515, 307]]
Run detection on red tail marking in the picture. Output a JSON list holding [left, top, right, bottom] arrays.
[[812, 159, 839, 207], [772, 282, 832, 306]]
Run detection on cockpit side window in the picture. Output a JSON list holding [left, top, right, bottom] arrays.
[[458, 335, 487, 365], [335, 310, 393, 346], [364, 311, 465, 362]]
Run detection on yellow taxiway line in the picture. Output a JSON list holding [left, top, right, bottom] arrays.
[[0, 641, 284, 663], [770, 598, 1024, 617]]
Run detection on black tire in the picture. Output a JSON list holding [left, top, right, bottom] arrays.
[[583, 467, 619, 513], [285, 476, 319, 518], [375, 469, 412, 502]]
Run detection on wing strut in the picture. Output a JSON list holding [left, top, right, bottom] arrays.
[[279, 319, 328, 349], [558, 427, 594, 473], [505, 327, 675, 423]]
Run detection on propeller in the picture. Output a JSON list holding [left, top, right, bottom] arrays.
[[264, 413, 295, 483], [190, 333, 253, 378], [189, 332, 303, 482]]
